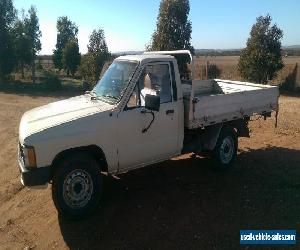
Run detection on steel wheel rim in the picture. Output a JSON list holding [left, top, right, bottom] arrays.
[[63, 169, 93, 209], [220, 136, 234, 164]]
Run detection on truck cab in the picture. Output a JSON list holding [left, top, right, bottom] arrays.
[[18, 50, 278, 218]]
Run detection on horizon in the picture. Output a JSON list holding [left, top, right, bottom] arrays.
[[13, 0, 300, 55], [37, 45, 300, 56]]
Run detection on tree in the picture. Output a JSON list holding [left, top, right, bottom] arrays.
[[79, 28, 110, 83], [13, 12, 32, 78], [148, 0, 194, 77], [201, 63, 221, 79], [23, 6, 41, 83], [53, 16, 78, 70], [238, 15, 284, 84], [0, 0, 16, 79], [62, 39, 81, 76], [79, 53, 95, 83]]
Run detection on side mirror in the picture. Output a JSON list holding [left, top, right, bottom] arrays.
[[145, 94, 160, 111]]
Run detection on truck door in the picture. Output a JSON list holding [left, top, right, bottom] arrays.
[[117, 62, 180, 171]]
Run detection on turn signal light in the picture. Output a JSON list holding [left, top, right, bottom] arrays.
[[26, 146, 37, 168]]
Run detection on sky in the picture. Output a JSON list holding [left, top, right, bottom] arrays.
[[13, 0, 300, 55]]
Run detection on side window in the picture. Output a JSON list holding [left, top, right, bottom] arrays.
[[126, 84, 140, 109], [139, 64, 172, 105]]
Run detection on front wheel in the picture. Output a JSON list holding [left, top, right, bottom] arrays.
[[52, 153, 103, 219], [213, 128, 238, 169]]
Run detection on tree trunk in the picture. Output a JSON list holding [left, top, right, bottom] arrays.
[[205, 60, 209, 80], [21, 62, 24, 79], [32, 57, 35, 84]]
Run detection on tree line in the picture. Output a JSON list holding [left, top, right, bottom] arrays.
[[0, 1, 41, 82], [0, 0, 110, 83], [0, 0, 285, 86], [52, 16, 110, 82]]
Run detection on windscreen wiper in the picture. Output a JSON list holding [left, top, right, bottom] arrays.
[[90, 91, 100, 100], [103, 94, 117, 100]]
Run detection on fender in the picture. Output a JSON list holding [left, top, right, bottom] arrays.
[[202, 123, 223, 151]]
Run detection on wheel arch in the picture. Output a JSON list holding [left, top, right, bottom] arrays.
[[202, 118, 249, 151], [50, 145, 108, 180], [224, 118, 250, 138]]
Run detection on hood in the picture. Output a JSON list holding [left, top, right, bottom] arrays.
[[19, 94, 113, 143]]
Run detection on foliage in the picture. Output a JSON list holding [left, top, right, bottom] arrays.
[[201, 63, 221, 79], [0, 0, 16, 79], [238, 15, 284, 84], [208, 64, 221, 79], [62, 39, 81, 76], [26, 6, 41, 55], [11, 6, 41, 82], [13, 14, 32, 78], [79, 28, 110, 83], [148, 0, 194, 78], [53, 16, 78, 70], [25, 6, 41, 83], [42, 70, 62, 91], [87, 28, 108, 54], [79, 53, 94, 83]]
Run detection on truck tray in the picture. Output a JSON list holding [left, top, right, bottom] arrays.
[[184, 79, 279, 129]]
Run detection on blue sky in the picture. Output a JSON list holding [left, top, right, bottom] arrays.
[[14, 0, 300, 54]]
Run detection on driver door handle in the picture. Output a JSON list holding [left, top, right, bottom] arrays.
[[166, 109, 174, 115]]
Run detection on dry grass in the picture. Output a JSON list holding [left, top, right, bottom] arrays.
[[194, 56, 300, 87]]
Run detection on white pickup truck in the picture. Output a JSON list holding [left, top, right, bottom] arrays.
[[18, 50, 279, 218]]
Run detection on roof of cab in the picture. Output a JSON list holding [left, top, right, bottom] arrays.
[[116, 54, 174, 63]]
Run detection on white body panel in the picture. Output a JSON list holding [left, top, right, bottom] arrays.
[[19, 95, 119, 172], [117, 101, 181, 172], [183, 79, 279, 129]]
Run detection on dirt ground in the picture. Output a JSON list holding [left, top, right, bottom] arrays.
[[0, 91, 299, 250]]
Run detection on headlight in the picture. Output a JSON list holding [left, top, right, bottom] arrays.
[[20, 144, 37, 168]]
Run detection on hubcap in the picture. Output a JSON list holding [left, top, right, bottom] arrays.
[[220, 136, 234, 164], [63, 169, 93, 209]]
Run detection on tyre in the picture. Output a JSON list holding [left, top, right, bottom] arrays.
[[52, 153, 103, 219], [213, 127, 238, 169]]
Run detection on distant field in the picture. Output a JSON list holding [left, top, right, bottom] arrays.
[[194, 56, 300, 87], [37, 55, 300, 88]]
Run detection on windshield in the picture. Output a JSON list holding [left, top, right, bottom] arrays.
[[92, 61, 138, 104]]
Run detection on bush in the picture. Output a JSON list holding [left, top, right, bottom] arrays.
[[201, 63, 221, 79], [42, 71, 62, 91], [238, 15, 283, 84], [79, 53, 110, 84]]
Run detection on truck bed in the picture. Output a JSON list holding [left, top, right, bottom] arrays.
[[183, 79, 279, 129]]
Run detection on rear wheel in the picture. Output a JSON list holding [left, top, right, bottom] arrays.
[[213, 128, 238, 169], [52, 153, 103, 219]]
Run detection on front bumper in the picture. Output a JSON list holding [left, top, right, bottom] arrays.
[[18, 158, 51, 187]]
